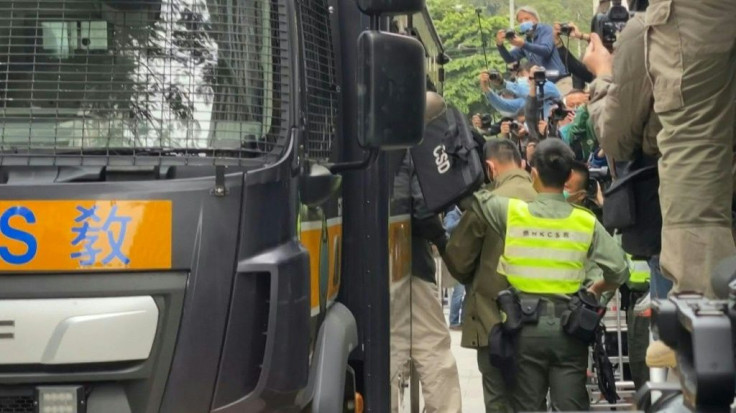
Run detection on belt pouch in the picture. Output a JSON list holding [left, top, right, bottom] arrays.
[[520, 297, 541, 324]]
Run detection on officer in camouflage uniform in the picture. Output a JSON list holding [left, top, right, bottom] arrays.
[[464, 139, 629, 411]]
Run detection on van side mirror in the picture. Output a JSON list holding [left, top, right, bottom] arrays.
[[357, 0, 425, 15], [300, 163, 342, 207], [357, 31, 426, 150]]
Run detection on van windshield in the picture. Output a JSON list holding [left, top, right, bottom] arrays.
[[0, 0, 285, 154]]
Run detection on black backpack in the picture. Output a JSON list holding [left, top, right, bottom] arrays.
[[410, 105, 484, 214], [602, 156, 661, 257]]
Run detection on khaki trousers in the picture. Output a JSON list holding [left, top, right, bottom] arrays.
[[391, 278, 462, 412], [411, 278, 462, 413], [645, 0, 736, 297]]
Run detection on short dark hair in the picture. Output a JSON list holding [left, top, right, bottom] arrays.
[[570, 160, 590, 191], [484, 138, 522, 166], [531, 139, 574, 188]]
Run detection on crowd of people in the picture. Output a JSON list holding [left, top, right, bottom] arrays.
[[398, 0, 736, 412]]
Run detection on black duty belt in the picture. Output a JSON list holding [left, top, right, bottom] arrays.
[[535, 300, 569, 318]]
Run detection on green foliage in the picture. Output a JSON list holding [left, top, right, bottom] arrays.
[[428, 0, 595, 116]]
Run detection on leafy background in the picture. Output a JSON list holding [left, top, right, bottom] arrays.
[[428, 0, 598, 116]]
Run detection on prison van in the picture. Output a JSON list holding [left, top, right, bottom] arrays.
[[0, 0, 445, 412]]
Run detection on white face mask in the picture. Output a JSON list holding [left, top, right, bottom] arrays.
[[499, 111, 516, 118]]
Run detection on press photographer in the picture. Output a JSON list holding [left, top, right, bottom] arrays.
[[565, 161, 605, 218], [479, 62, 561, 120], [583, 3, 675, 369], [523, 67, 577, 140], [553, 21, 595, 90], [471, 113, 494, 138], [495, 6, 572, 94]]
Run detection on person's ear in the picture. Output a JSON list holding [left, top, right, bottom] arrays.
[[486, 160, 496, 179]]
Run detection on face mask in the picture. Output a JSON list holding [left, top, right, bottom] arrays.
[[519, 21, 534, 33], [499, 111, 516, 118], [563, 190, 570, 200]]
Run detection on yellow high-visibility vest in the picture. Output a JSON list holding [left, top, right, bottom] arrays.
[[498, 198, 596, 294], [627, 254, 651, 285]]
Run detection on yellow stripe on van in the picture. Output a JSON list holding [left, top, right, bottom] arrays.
[[0, 200, 172, 271], [301, 214, 411, 314], [301, 218, 343, 312]]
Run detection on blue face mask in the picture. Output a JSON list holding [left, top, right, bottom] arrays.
[[563, 190, 570, 200], [519, 21, 535, 34]]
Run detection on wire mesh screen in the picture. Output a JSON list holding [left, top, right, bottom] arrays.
[[0, 0, 289, 163], [298, 0, 337, 161]]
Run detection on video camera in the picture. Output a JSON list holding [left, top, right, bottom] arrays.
[[591, 0, 630, 51], [637, 278, 736, 412], [532, 67, 560, 86]]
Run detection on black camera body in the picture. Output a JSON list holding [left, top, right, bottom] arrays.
[[505, 29, 517, 40], [480, 113, 493, 129], [550, 104, 571, 122], [592, 0, 630, 50], [559, 23, 573, 36], [488, 69, 503, 82], [639, 286, 736, 412]]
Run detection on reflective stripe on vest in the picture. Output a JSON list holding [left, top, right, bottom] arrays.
[[499, 198, 596, 294], [627, 254, 651, 284]]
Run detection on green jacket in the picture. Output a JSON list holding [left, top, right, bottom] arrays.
[[445, 169, 537, 348], [564, 105, 598, 160]]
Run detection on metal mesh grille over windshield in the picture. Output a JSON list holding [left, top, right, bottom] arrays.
[[0, 0, 289, 163], [298, 0, 337, 161]]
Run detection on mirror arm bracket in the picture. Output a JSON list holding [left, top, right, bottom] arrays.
[[328, 148, 379, 174]]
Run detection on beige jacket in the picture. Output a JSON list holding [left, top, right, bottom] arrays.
[[588, 13, 661, 161]]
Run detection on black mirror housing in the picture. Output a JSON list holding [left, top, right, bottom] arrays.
[[300, 163, 342, 207], [357, 31, 426, 150], [357, 0, 425, 16]]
